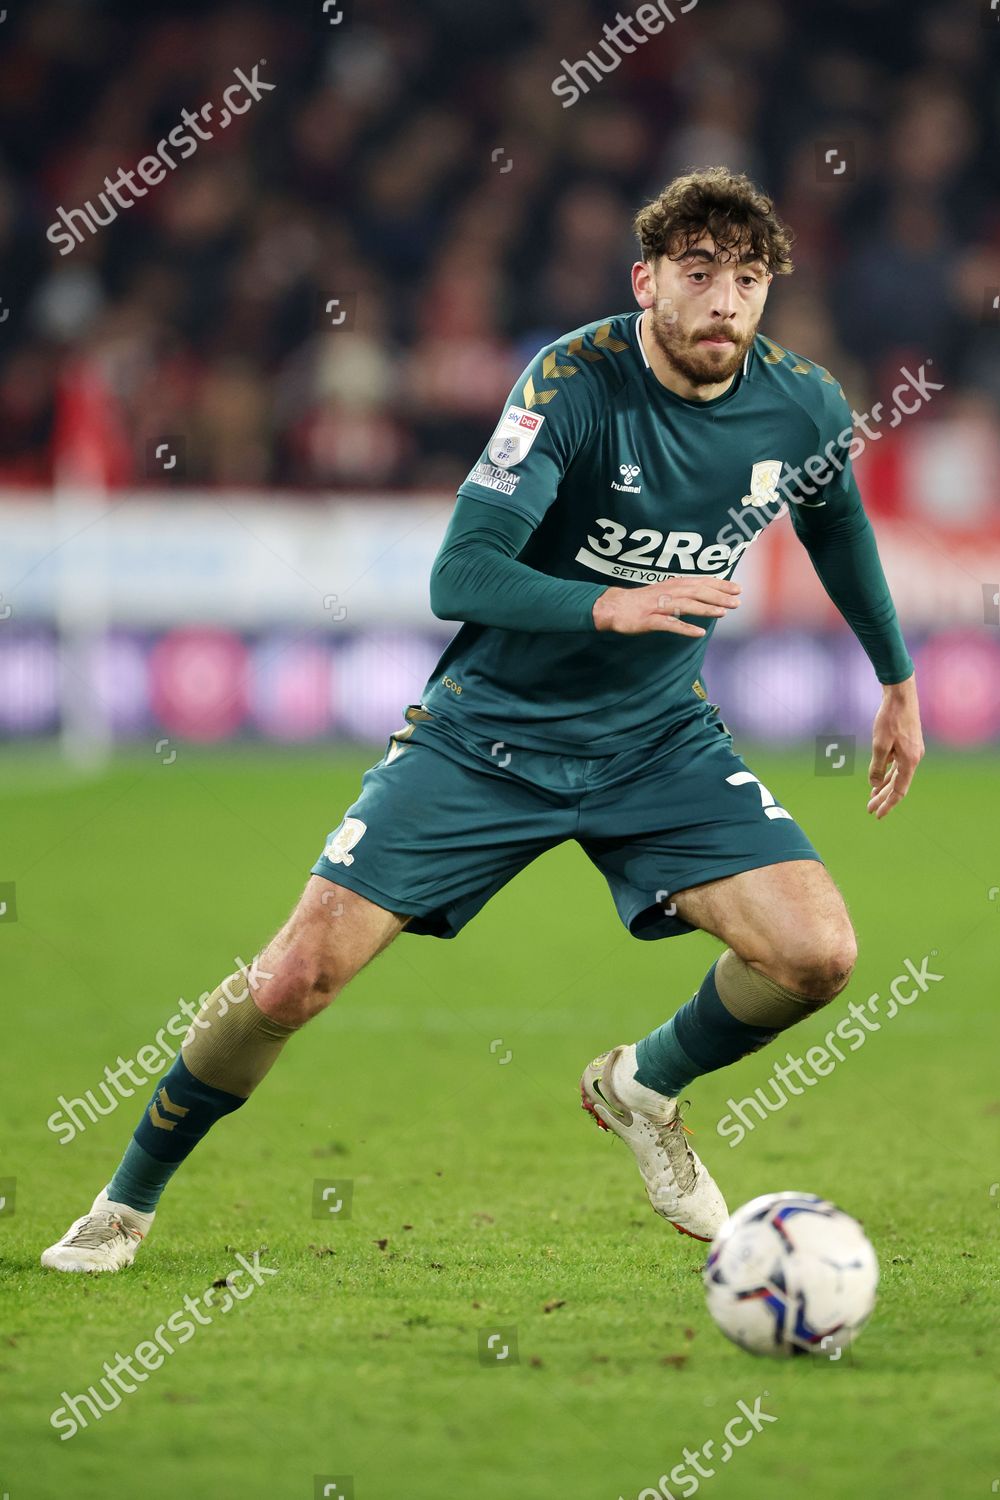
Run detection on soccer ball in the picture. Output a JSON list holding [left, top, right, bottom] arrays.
[[703, 1191, 879, 1358]]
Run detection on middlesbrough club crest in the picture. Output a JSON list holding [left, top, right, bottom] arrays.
[[740, 459, 783, 507]]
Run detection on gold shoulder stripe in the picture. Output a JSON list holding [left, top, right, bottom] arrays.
[[566, 335, 603, 362], [523, 323, 626, 408], [761, 341, 844, 393], [593, 321, 628, 353], [522, 374, 558, 409], [542, 350, 577, 380]]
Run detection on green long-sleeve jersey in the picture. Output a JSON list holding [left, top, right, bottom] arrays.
[[422, 310, 913, 752]]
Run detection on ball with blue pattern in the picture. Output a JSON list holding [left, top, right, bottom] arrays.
[[704, 1191, 879, 1358]]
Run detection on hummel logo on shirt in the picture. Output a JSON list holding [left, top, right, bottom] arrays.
[[612, 462, 641, 494]]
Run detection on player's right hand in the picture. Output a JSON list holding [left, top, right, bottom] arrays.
[[592, 576, 741, 636]]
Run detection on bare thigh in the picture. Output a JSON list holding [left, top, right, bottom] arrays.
[[673, 860, 858, 999]]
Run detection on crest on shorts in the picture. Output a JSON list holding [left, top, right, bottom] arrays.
[[322, 817, 367, 867], [741, 459, 783, 507]]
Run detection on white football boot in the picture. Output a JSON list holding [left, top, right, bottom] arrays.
[[581, 1043, 728, 1242], [40, 1188, 154, 1273]]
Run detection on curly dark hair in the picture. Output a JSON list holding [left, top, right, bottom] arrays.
[[634, 167, 794, 275]]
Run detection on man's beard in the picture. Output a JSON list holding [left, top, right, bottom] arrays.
[[647, 306, 758, 388]]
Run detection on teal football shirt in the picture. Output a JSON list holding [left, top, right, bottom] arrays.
[[421, 311, 910, 752]]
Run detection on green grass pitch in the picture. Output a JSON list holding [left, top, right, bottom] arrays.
[[1, 745, 997, 1500]]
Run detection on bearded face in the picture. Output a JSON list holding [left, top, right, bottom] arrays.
[[642, 239, 770, 391], [646, 290, 761, 388]]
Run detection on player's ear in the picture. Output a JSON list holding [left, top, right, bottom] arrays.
[[631, 260, 657, 308]]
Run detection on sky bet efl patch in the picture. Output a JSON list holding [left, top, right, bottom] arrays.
[[488, 405, 545, 468]]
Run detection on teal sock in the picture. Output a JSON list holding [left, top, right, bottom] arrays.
[[107, 1138, 183, 1214], [634, 959, 778, 1097], [107, 1055, 246, 1213]]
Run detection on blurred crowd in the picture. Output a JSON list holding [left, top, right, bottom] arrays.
[[0, 0, 997, 493]]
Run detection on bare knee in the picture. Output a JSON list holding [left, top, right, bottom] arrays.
[[760, 920, 858, 1002], [253, 944, 346, 1025], [251, 900, 360, 1026], [250, 877, 407, 1027]]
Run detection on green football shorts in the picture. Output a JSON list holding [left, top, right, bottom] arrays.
[[311, 703, 821, 941]]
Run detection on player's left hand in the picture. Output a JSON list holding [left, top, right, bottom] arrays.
[[867, 674, 925, 819]]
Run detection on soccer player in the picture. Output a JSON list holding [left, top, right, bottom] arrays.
[[43, 167, 924, 1271]]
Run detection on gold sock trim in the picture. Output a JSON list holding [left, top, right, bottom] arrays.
[[714, 948, 825, 1028], [181, 972, 296, 1098]]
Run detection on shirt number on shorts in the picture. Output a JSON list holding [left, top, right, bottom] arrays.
[[726, 771, 792, 821]]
